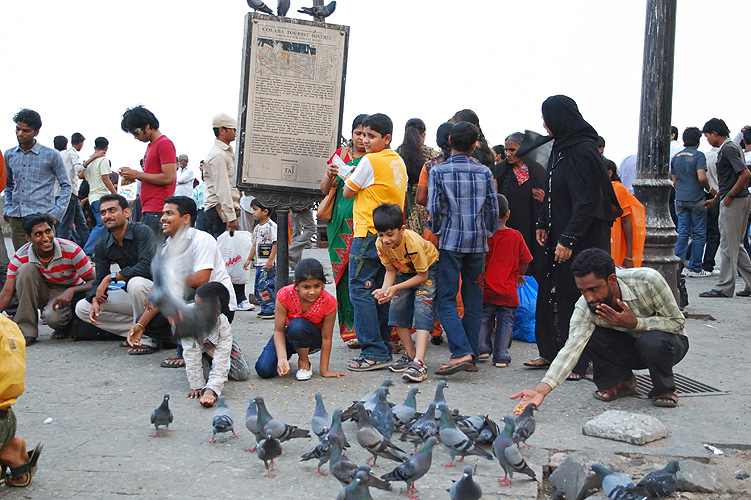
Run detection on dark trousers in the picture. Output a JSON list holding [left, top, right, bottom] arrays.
[[702, 197, 720, 272], [202, 206, 226, 239], [142, 212, 165, 244], [585, 326, 689, 395], [254, 318, 322, 378]]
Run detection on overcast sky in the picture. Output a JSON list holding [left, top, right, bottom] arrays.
[[1, 1, 747, 179]]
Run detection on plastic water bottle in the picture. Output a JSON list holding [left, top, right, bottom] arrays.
[[258, 270, 272, 303]]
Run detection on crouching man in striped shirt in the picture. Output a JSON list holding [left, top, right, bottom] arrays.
[[0, 213, 94, 344]]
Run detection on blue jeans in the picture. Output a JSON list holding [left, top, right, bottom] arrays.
[[388, 264, 437, 332], [255, 318, 322, 378], [83, 200, 107, 256], [435, 250, 485, 360], [674, 200, 707, 272], [479, 303, 516, 364], [254, 266, 276, 314], [56, 194, 90, 247], [349, 235, 391, 362]]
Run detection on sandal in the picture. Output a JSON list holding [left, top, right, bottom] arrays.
[[347, 357, 390, 372], [593, 377, 638, 402], [128, 345, 160, 355], [160, 357, 185, 368], [523, 357, 550, 369], [50, 330, 69, 340], [120, 341, 130, 347], [699, 289, 729, 298], [736, 290, 751, 297], [435, 361, 477, 375], [345, 338, 360, 349], [566, 372, 584, 381], [6, 442, 43, 487], [652, 391, 678, 408]]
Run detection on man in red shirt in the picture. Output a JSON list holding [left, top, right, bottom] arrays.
[[119, 106, 177, 242]]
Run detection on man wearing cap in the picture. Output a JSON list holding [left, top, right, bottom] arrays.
[[202, 113, 240, 238]]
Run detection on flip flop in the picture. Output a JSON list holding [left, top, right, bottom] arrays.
[[160, 357, 185, 368], [435, 361, 476, 375], [347, 357, 390, 372], [736, 290, 751, 297], [128, 345, 160, 355], [652, 391, 678, 408], [593, 378, 638, 402], [523, 357, 550, 369], [699, 289, 729, 298]]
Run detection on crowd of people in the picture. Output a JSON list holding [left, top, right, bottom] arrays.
[[2, 98, 748, 487]]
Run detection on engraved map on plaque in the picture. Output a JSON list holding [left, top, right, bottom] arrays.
[[236, 14, 349, 200]]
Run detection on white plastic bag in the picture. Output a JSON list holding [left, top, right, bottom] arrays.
[[216, 231, 252, 284]]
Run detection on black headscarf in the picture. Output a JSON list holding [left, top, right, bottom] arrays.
[[542, 95, 599, 151]]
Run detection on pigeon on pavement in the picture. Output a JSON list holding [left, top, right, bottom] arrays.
[[209, 396, 237, 443], [356, 464, 393, 491], [355, 403, 407, 466], [628, 460, 679, 498], [370, 386, 395, 440], [255, 396, 311, 442], [342, 379, 393, 421], [300, 431, 331, 476], [513, 403, 537, 448], [456, 414, 485, 441], [433, 380, 448, 419], [591, 463, 647, 500], [248, 0, 274, 14], [335, 470, 374, 500], [381, 436, 438, 500], [492, 416, 537, 486], [245, 397, 264, 452], [329, 408, 350, 448], [258, 428, 283, 477], [437, 403, 493, 467], [311, 392, 332, 438], [448, 465, 483, 500], [400, 401, 438, 450], [297, 0, 336, 22], [150, 394, 173, 437], [277, 0, 290, 16], [330, 440, 392, 491], [476, 415, 501, 445], [392, 387, 419, 429]]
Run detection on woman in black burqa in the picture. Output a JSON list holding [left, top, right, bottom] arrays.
[[524, 95, 621, 379]]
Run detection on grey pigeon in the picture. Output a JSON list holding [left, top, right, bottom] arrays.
[[433, 380, 448, 419], [513, 403, 537, 448], [370, 386, 394, 440], [400, 401, 438, 451], [336, 470, 374, 500], [330, 440, 391, 491], [210, 396, 237, 443], [552, 490, 566, 500], [245, 397, 264, 452], [150, 394, 173, 437], [255, 396, 311, 442], [311, 392, 332, 438], [329, 408, 350, 448], [628, 460, 679, 498], [300, 430, 331, 476], [492, 416, 537, 486], [248, 0, 274, 14], [277, 0, 290, 16], [448, 465, 482, 500], [437, 403, 493, 467], [258, 428, 283, 477], [297, 0, 336, 22], [477, 415, 501, 445], [591, 463, 647, 500], [456, 414, 485, 441], [381, 436, 438, 499], [392, 387, 419, 429], [355, 403, 407, 467], [342, 379, 393, 421], [357, 464, 394, 492]]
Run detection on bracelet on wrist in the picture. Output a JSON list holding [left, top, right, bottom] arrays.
[[134, 323, 145, 331]]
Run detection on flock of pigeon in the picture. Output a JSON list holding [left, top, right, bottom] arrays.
[[247, 0, 337, 22], [150, 380, 680, 499]]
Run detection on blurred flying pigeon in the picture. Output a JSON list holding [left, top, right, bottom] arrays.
[[298, 0, 336, 22], [336, 470, 374, 500], [329, 408, 350, 448], [591, 463, 647, 500], [628, 460, 679, 498], [248, 0, 274, 14], [209, 396, 237, 443], [342, 379, 393, 421], [150, 394, 173, 437], [370, 387, 394, 440], [300, 430, 331, 476], [400, 401, 438, 451], [437, 403, 493, 467], [245, 397, 264, 452], [492, 416, 537, 486], [311, 392, 332, 438], [513, 403, 537, 448], [381, 436, 438, 500], [258, 428, 283, 477], [255, 396, 311, 442], [392, 387, 419, 429], [355, 403, 407, 467], [448, 465, 482, 500], [277, 0, 290, 16], [330, 440, 391, 491]]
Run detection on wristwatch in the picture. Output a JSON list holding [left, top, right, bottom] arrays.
[[111, 272, 118, 282]]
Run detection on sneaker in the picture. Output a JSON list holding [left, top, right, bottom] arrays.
[[296, 368, 313, 381], [257, 311, 275, 319], [389, 354, 413, 373], [402, 360, 428, 382], [686, 270, 711, 278], [236, 300, 256, 311], [430, 335, 444, 346]]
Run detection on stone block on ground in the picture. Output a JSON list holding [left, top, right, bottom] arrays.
[[581, 410, 669, 445], [676, 459, 732, 493], [549, 450, 627, 500]]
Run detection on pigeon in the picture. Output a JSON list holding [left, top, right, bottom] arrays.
[[209, 396, 237, 443], [356, 464, 394, 492], [311, 392, 332, 438], [258, 428, 283, 477], [433, 380, 448, 419], [255, 396, 311, 442], [297, 0, 336, 22], [628, 460, 680, 498], [277, 0, 290, 16], [370, 386, 395, 440], [248, 0, 274, 14], [150, 394, 173, 437], [513, 403, 537, 448], [455, 414, 486, 441], [355, 403, 407, 467], [342, 379, 393, 421], [330, 440, 391, 491], [437, 403, 493, 467], [591, 463, 647, 500], [477, 415, 501, 445], [245, 397, 264, 452], [400, 401, 438, 451], [329, 408, 350, 448], [336, 470, 374, 500], [381, 436, 438, 500], [492, 416, 537, 486], [448, 465, 482, 500], [392, 387, 419, 429], [300, 430, 331, 476], [552, 490, 567, 500]]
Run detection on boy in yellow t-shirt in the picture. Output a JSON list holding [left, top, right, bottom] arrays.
[[343, 113, 407, 371], [372, 203, 438, 382]]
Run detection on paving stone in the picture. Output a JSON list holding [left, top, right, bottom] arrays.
[[676, 459, 731, 493], [581, 410, 669, 445], [549, 450, 626, 500]]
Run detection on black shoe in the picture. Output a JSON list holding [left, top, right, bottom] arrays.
[[25, 337, 39, 345], [430, 335, 443, 346]]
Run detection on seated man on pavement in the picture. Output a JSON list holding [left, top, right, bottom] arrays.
[[74, 194, 162, 354], [0, 213, 94, 344], [512, 248, 689, 408]]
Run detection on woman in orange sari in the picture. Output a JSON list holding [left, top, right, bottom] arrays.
[[608, 164, 645, 267]]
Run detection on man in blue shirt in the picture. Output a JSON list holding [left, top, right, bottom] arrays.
[[3, 109, 71, 250], [670, 127, 711, 277]]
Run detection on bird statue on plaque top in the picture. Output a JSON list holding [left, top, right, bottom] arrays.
[[247, 0, 274, 15], [298, 1, 337, 22]]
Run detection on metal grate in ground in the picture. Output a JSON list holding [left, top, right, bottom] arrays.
[[634, 372, 726, 399]]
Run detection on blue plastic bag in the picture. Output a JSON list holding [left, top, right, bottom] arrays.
[[512, 276, 537, 343]]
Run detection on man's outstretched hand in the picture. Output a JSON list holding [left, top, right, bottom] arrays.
[[510, 383, 550, 413]]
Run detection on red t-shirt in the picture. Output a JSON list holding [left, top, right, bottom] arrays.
[[483, 227, 532, 307], [141, 134, 177, 212], [277, 284, 337, 330]]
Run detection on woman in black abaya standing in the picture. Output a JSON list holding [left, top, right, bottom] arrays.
[[524, 95, 621, 380]]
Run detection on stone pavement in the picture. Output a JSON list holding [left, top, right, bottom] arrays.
[[6, 247, 751, 499]]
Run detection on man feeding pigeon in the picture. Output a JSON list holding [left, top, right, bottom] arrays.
[[512, 248, 688, 408]]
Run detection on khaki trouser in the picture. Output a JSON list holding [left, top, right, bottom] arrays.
[[14, 263, 74, 339], [716, 196, 751, 296]]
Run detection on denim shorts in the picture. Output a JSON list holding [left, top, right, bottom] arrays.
[[388, 263, 437, 332]]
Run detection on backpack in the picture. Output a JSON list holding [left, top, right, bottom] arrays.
[[0, 316, 26, 409]]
